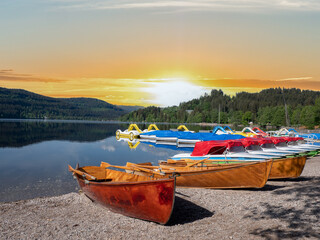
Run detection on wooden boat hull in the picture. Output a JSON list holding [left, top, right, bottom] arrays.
[[72, 167, 175, 224], [165, 155, 307, 180], [269, 156, 307, 179], [128, 160, 273, 189], [171, 160, 272, 189]]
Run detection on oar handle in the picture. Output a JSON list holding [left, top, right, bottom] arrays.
[[68, 165, 96, 180]]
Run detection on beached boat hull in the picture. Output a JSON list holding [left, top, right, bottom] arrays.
[[175, 161, 272, 189], [165, 155, 307, 180], [71, 166, 175, 224], [268, 156, 307, 179], [128, 160, 273, 189]]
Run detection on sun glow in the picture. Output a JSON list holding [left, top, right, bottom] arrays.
[[2, 69, 320, 107], [142, 77, 210, 107]]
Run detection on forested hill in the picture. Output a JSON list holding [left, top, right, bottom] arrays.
[[0, 87, 139, 120], [120, 88, 320, 128]]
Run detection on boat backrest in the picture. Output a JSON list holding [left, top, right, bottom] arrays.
[[212, 126, 228, 134]]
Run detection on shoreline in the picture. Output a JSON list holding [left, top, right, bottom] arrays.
[[2, 118, 320, 133], [1, 157, 320, 239]]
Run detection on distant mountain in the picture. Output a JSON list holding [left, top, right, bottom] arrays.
[[117, 105, 144, 112], [0, 87, 134, 120]]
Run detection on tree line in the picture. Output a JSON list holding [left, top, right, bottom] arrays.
[[120, 88, 320, 129], [0, 87, 128, 120]]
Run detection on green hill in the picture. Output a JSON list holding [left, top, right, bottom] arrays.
[[0, 87, 137, 120], [120, 88, 320, 128]]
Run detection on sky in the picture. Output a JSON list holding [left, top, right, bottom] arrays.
[[1, 0, 320, 107]]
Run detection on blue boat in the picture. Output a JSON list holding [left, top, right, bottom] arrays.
[[139, 125, 245, 144]]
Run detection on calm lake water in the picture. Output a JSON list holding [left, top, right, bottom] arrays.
[[0, 120, 203, 202]]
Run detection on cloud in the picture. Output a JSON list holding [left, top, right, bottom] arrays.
[[101, 145, 116, 152], [277, 77, 313, 81], [0, 69, 14, 73], [51, 0, 320, 12], [0, 70, 66, 83], [139, 144, 169, 156]]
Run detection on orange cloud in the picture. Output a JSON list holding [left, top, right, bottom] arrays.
[[0, 70, 66, 83]]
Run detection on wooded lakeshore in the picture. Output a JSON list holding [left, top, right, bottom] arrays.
[[121, 88, 320, 129], [2, 87, 320, 129]]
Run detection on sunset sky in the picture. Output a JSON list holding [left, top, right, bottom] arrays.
[[1, 0, 320, 106]]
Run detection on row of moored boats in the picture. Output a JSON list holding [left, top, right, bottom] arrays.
[[69, 124, 320, 224]]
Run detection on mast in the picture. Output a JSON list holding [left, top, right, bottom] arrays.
[[282, 88, 290, 126], [218, 104, 220, 124]]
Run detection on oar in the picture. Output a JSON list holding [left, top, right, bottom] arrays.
[[126, 162, 178, 176], [185, 157, 209, 167], [127, 162, 180, 172], [124, 162, 167, 176], [170, 158, 245, 163], [166, 159, 188, 165], [101, 162, 166, 176], [126, 162, 157, 169], [68, 165, 97, 180], [101, 162, 140, 171], [126, 162, 182, 172], [164, 158, 209, 168]]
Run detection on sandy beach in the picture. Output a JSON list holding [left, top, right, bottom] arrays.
[[1, 157, 319, 240]]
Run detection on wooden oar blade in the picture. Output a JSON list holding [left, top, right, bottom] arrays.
[[68, 164, 75, 172], [100, 161, 110, 168]]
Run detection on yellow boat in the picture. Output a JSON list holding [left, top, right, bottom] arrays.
[[101, 159, 273, 189]]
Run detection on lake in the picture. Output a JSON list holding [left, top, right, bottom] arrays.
[[0, 120, 203, 202]]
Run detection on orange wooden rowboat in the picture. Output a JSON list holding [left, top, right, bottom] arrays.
[[102, 159, 273, 189], [269, 156, 307, 179], [68, 165, 175, 224], [163, 155, 307, 179]]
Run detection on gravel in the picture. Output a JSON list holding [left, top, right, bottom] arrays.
[[1, 157, 320, 240]]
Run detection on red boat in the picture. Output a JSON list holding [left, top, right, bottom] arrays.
[[252, 127, 269, 137], [68, 165, 175, 224]]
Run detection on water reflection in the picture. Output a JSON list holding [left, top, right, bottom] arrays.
[[116, 137, 194, 152], [0, 120, 190, 202], [0, 120, 128, 148]]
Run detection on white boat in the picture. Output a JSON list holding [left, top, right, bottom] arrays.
[[170, 140, 281, 162], [116, 123, 159, 140], [177, 138, 201, 144]]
